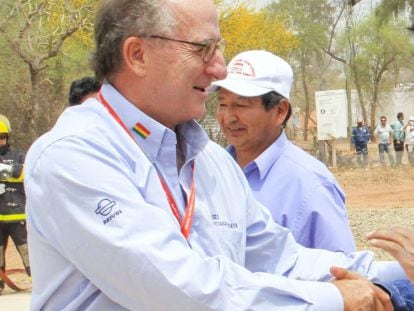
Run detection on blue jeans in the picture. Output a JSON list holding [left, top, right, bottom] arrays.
[[354, 142, 368, 167], [378, 143, 395, 166]]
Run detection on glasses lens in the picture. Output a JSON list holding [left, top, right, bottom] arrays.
[[0, 135, 7, 140], [202, 41, 215, 63], [202, 40, 225, 63], [217, 40, 226, 52]]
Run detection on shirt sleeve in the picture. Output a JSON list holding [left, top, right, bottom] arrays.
[[292, 181, 356, 253], [382, 279, 414, 310], [26, 138, 347, 310], [25, 137, 407, 311]]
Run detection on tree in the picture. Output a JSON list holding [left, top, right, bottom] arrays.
[[0, 0, 96, 144], [344, 15, 414, 132], [267, 0, 338, 141], [375, 0, 414, 23]]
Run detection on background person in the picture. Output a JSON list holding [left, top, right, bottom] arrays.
[[392, 112, 406, 166], [404, 116, 414, 165], [68, 76, 101, 106], [0, 116, 30, 292], [374, 116, 395, 167], [24, 0, 407, 310], [213, 50, 355, 253], [351, 117, 371, 168]]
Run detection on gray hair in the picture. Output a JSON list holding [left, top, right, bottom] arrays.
[[92, 0, 176, 81]]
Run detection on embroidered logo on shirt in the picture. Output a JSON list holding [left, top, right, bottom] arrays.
[[96, 199, 122, 225], [132, 122, 151, 139], [211, 214, 238, 229]]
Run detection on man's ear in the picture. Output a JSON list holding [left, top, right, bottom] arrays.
[[122, 37, 148, 77], [275, 99, 290, 124]]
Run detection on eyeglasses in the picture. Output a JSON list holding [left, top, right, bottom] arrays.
[[0, 134, 7, 140], [149, 35, 225, 63]]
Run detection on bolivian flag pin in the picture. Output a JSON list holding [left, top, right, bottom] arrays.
[[132, 122, 150, 139]]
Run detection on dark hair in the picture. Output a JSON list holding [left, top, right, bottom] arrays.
[[397, 112, 404, 119], [92, 0, 175, 81], [261, 92, 292, 127], [68, 76, 101, 106]]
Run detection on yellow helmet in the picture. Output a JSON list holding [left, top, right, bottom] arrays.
[[0, 121, 10, 134], [0, 115, 11, 132]]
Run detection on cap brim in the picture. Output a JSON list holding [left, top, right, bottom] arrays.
[[209, 79, 272, 97]]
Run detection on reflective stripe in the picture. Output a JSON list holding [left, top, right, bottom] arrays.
[[5, 170, 24, 183], [0, 214, 26, 221]]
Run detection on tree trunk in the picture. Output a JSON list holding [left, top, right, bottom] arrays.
[[301, 61, 311, 142], [28, 64, 42, 143]]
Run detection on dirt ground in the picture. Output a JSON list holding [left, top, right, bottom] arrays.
[[312, 140, 414, 260], [1, 140, 414, 295]]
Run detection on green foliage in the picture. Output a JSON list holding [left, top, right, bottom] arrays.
[[348, 16, 413, 92], [0, 0, 96, 147], [265, 0, 337, 140], [375, 0, 414, 24], [268, 0, 335, 52], [339, 13, 414, 129]]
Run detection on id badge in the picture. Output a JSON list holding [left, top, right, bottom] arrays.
[[0, 183, 5, 195]]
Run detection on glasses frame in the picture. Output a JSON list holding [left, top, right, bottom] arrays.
[[149, 35, 224, 63], [0, 135, 7, 140]]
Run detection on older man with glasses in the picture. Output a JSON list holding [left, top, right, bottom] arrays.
[[24, 1, 410, 310]]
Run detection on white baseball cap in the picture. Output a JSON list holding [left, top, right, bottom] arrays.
[[210, 50, 293, 99]]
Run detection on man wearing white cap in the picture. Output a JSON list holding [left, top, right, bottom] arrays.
[[212, 50, 355, 253]]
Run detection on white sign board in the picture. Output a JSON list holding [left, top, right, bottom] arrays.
[[315, 89, 348, 140]]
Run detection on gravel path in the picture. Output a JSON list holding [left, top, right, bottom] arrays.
[[348, 207, 414, 260]]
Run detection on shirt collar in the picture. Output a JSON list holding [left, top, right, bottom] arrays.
[[100, 83, 209, 164], [227, 131, 287, 180]]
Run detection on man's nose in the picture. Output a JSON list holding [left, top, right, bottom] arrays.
[[206, 49, 227, 80]]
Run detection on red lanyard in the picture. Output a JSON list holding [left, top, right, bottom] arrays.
[[97, 92, 196, 239]]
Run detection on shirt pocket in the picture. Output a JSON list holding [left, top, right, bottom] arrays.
[[191, 209, 245, 264]]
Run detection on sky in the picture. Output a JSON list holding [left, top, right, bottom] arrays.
[[255, 0, 273, 9], [256, 0, 272, 8], [222, 0, 273, 10]]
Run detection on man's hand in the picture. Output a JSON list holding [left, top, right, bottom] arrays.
[[367, 226, 414, 283], [330, 266, 393, 311]]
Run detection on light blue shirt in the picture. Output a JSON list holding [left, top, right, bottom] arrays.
[[25, 83, 406, 310], [227, 132, 356, 253], [374, 125, 393, 144], [393, 120, 405, 141]]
